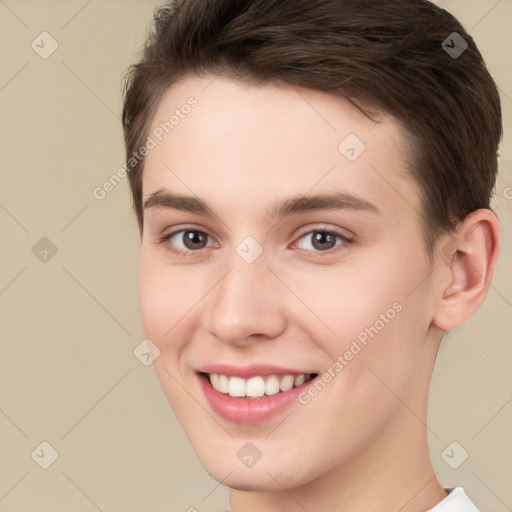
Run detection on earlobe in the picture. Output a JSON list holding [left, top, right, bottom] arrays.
[[433, 209, 500, 331]]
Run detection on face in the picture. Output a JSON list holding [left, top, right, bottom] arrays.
[[138, 73, 442, 491]]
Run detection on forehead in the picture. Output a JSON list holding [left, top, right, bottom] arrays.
[[142, 73, 420, 224]]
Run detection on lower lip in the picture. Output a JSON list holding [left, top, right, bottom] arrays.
[[198, 373, 317, 424]]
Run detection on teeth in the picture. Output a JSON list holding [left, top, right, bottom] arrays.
[[218, 374, 229, 394], [246, 376, 265, 397], [208, 373, 312, 398], [265, 375, 280, 396], [294, 374, 305, 387], [209, 373, 221, 390], [279, 375, 295, 392]]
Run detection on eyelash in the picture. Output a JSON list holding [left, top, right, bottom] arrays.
[[157, 226, 353, 258]]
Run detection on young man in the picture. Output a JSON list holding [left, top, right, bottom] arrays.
[[122, 0, 502, 510]]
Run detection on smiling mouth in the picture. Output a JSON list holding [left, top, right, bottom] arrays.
[[199, 372, 318, 399]]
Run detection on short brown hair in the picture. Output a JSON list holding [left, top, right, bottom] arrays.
[[122, 0, 502, 253]]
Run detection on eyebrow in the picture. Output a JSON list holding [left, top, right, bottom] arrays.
[[143, 189, 380, 219]]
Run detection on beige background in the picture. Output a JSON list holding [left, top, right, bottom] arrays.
[[0, 1, 511, 510]]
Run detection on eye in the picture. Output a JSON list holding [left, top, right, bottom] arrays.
[[293, 229, 351, 255], [158, 229, 216, 256], [157, 227, 352, 258]]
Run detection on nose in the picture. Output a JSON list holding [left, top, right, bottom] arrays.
[[202, 249, 287, 347]]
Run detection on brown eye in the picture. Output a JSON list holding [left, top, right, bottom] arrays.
[[159, 229, 214, 256], [296, 230, 348, 252], [180, 230, 209, 250]]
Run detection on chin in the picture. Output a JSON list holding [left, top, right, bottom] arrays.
[[217, 472, 291, 492], [200, 454, 308, 492], [223, 478, 271, 492]]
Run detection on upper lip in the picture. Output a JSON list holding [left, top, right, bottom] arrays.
[[196, 363, 318, 379]]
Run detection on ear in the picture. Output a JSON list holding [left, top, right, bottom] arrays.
[[433, 209, 501, 331]]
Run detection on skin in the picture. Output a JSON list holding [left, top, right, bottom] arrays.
[[137, 73, 500, 512]]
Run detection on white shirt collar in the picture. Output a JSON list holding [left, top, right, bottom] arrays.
[[426, 487, 480, 511]]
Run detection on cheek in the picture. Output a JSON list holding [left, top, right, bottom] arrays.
[[138, 261, 167, 340], [289, 262, 403, 344], [138, 249, 188, 344], [139, 247, 197, 334], [289, 270, 425, 449], [138, 251, 196, 409], [291, 254, 429, 388]]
